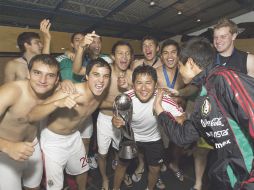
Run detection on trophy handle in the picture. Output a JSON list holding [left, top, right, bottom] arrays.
[[118, 113, 134, 141]]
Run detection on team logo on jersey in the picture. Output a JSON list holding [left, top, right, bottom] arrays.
[[201, 98, 211, 117], [48, 179, 54, 187]]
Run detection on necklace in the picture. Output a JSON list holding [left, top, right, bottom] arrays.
[[162, 65, 178, 89]]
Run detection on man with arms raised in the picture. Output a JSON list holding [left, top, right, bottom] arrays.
[[4, 19, 51, 82], [28, 58, 111, 190], [132, 35, 161, 70], [0, 54, 60, 190]]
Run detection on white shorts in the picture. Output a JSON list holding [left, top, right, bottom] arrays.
[[97, 112, 121, 155], [40, 128, 89, 190], [0, 138, 43, 190], [79, 115, 93, 139]]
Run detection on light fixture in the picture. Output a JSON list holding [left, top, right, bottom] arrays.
[[177, 10, 182, 15], [150, 1, 155, 7], [196, 19, 201, 22]]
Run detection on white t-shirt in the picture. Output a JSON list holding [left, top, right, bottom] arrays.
[[125, 89, 183, 142]]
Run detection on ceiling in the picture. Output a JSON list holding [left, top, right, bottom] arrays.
[[0, 0, 253, 41]]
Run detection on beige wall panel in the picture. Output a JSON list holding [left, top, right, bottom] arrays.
[[235, 39, 254, 54], [0, 26, 142, 55]]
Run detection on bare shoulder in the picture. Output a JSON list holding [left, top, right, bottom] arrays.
[[156, 65, 163, 72], [131, 59, 144, 70], [0, 80, 23, 97], [156, 65, 163, 78], [4, 58, 24, 73], [247, 53, 254, 62], [153, 58, 162, 68], [126, 69, 133, 78], [74, 83, 85, 94], [247, 53, 254, 77], [6, 57, 24, 66]]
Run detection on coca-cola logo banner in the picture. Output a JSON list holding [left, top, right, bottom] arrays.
[[201, 118, 224, 128]]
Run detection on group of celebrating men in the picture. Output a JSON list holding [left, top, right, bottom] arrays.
[[0, 17, 254, 190]]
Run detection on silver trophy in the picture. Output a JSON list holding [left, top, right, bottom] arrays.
[[113, 93, 138, 159]]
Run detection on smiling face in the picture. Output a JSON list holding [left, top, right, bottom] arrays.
[[213, 26, 236, 55], [86, 65, 111, 96], [161, 45, 178, 69], [133, 74, 156, 103], [114, 45, 132, 71], [29, 61, 59, 95], [142, 39, 159, 61]]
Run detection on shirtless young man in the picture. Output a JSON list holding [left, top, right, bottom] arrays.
[[56, 32, 94, 155], [156, 39, 186, 182], [131, 35, 162, 70], [28, 58, 111, 190], [0, 54, 60, 190], [4, 19, 51, 82], [96, 40, 133, 190]]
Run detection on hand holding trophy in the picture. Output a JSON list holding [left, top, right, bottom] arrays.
[[113, 93, 138, 159]]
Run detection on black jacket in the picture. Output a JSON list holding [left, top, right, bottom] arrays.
[[158, 66, 254, 190]]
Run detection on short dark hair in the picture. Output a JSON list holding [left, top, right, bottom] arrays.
[[142, 35, 159, 48], [179, 37, 215, 69], [214, 18, 238, 34], [111, 40, 134, 56], [28, 54, 60, 76], [17, 32, 40, 53], [132, 64, 157, 84], [85, 57, 112, 77], [161, 39, 179, 55], [71, 32, 84, 43]]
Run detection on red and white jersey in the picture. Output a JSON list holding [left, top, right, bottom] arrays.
[[125, 89, 183, 142]]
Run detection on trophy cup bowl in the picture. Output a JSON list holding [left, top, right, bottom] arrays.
[[113, 94, 138, 159]]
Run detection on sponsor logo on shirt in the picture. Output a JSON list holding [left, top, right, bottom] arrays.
[[205, 129, 229, 138], [215, 139, 231, 149], [201, 117, 224, 128]]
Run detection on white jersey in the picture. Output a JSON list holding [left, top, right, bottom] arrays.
[[126, 89, 183, 142]]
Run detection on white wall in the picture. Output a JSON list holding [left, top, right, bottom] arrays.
[[188, 11, 254, 36]]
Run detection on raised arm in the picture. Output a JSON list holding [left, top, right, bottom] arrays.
[[73, 45, 86, 75], [72, 31, 100, 75], [40, 19, 51, 54]]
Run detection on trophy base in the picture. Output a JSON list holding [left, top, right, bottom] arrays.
[[118, 140, 138, 160]]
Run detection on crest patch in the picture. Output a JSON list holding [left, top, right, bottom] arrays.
[[201, 98, 211, 117]]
